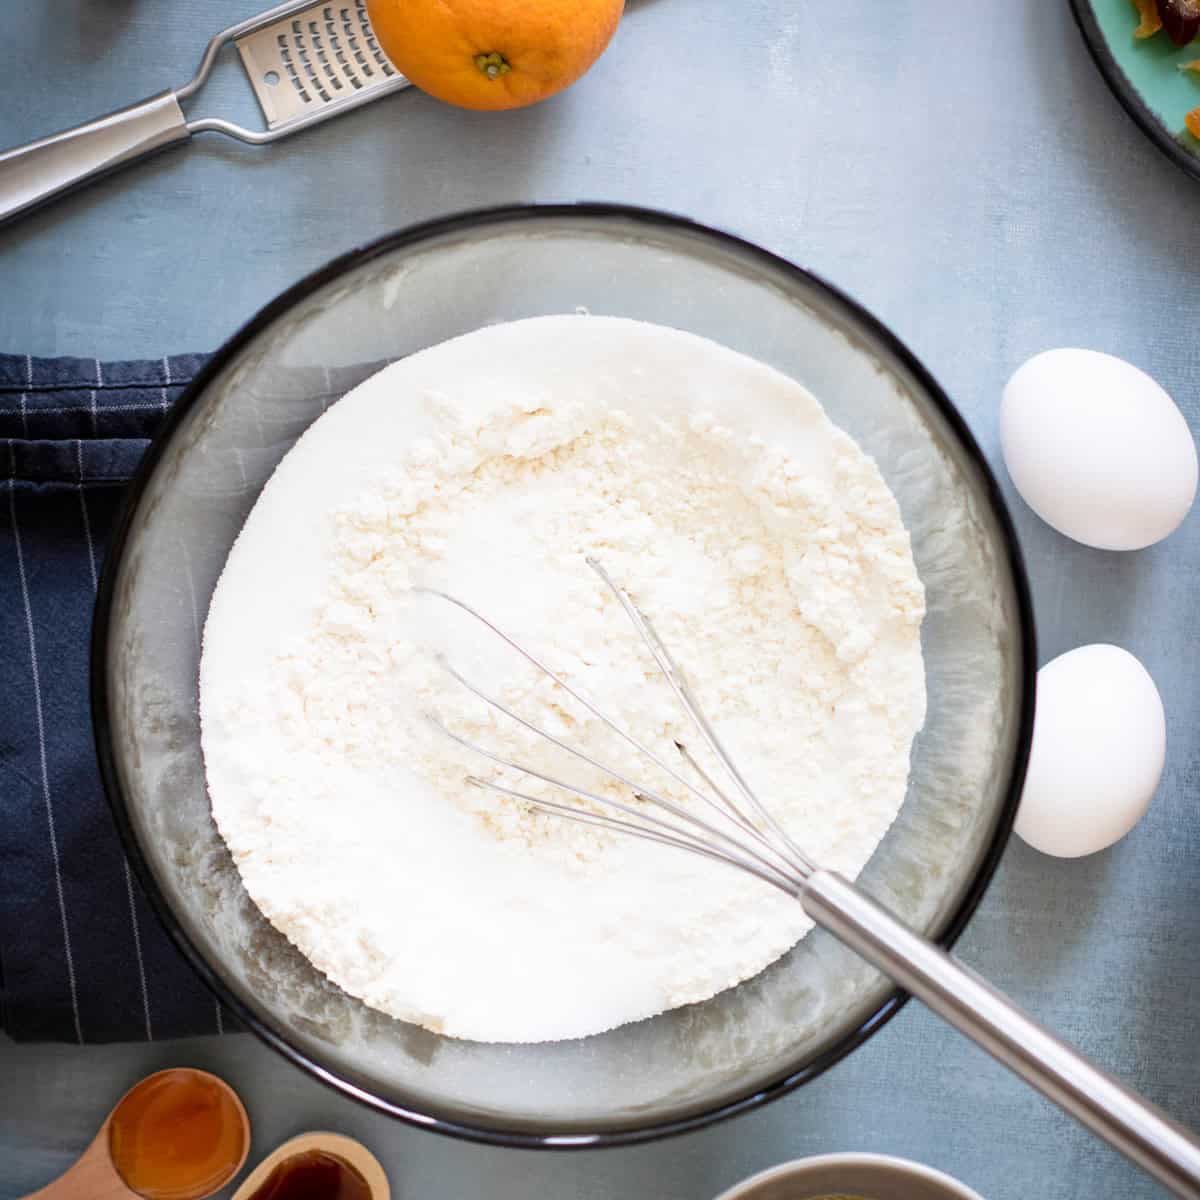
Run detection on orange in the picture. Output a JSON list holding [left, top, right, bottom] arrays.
[[1131, 0, 1162, 38], [1187, 60, 1200, 140], [366, 0, 624, 112]]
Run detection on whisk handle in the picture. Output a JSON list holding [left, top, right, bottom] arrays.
[[801, 869, 1200, 1200]]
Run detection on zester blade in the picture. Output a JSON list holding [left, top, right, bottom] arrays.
[[235, 0, 409, 133]]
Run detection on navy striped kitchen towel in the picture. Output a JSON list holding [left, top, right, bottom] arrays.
[[0, 351, 233, 1042]]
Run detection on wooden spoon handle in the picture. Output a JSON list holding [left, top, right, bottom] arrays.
[[19, 1126, 138, 1200]]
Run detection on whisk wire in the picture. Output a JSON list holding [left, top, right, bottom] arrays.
[[424, 668, 801, 888], [414, 584, 800, 876], [585, 557, 815, 875], [672, 740, 760, 839], [464, 775, 798, 892]]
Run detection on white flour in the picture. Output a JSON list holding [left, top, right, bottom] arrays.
[[200, 316, 926, 1043]]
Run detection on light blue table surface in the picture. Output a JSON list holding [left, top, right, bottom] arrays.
[[3, 2, 1200, 1198]]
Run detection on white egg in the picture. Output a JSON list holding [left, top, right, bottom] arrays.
[[1001, 349, 1197, 551], [1015, 644, 1164, 858]]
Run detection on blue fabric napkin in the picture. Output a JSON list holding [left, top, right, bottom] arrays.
[[0, 351, 232, 1043]]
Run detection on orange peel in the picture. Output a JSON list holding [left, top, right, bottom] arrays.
[[365, 0, 624, 112], [1132, 0, 1164, 37]]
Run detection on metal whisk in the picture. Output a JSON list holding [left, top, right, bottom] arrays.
[[421, 559, 1200, 1200]]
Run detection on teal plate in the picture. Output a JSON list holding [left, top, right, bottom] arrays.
[[1071, 0, 1200, 180]]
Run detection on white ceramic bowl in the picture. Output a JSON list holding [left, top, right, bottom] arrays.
[[715, 1153, 985, 1200]]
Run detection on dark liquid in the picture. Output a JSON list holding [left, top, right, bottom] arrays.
[[246, 1150, 372, 1200]]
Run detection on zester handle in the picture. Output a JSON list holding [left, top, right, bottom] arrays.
[[801, 869, 1200, 1200], [0, 91, 189, 225]]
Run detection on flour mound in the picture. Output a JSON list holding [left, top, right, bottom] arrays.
[[200, 316, 925, 1043]]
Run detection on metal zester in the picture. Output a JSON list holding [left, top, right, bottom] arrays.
[[0, 0, 411, 226]]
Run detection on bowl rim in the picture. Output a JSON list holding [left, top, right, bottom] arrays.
[[91, 201, 1037, 1150]]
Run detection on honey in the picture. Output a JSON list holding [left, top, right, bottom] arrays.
[[244, 1150, 372, 1200], [108, 1069, 247, 1200]]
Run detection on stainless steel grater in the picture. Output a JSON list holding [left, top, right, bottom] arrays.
[[0, 0, 411, 226]]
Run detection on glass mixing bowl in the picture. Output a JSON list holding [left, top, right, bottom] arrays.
[[93, 205, 1035, 1147]]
